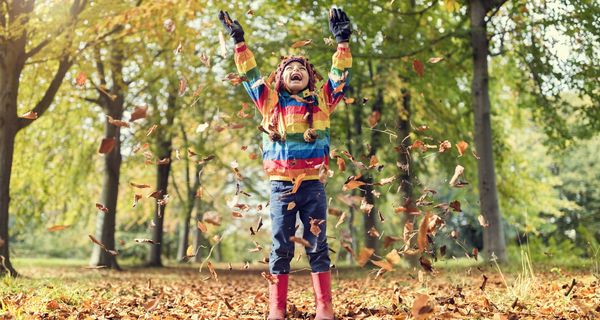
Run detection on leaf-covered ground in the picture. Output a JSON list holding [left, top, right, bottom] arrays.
[[0, 260, 598, 319]]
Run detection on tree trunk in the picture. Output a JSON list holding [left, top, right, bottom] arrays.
[[147, 91, 176, 267], [90, 108, 123, 269], [362, 88, 384, 251], [0, 107, 18, 277], [470, 0, 507, 262]]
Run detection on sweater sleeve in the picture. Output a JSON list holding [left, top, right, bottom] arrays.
[[234, 44, 270, 115], [319, 46, 352, 115]]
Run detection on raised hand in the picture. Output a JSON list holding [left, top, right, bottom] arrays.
[[329, 8, 352, 43], [218, 10, 245, 43]]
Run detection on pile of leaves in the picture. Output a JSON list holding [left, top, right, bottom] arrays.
[[0, 264, 598, 319]]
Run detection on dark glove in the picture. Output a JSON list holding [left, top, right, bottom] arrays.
[[329, 8, 352, 43], [218, 10, 245, 43]]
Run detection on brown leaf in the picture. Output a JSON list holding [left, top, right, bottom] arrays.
[[19, 111, 38, 120], [449, 200, 461, 212], [371, 259, 394, 271], [132, 194, 142, 207], [178, 77, 188, 96], [144, 292, 163, 311], [439, 140, 451, 153], [411, 293, 434, 319], [356, 247, 375, 267], [75, 72, 87, 87], [199, 52, 211, 67], [146, 124, 158, 137], [47, 225, 69, 232], [289, 236, 311, 248], [309, 218, 325, 236], [287, 201, 296, 211], [134, 238, 159, 244], [367, 226, 380, 238], [368, 111, 381, 127], [449, 165, 464, 186], [383, 236, 401, 248], [403, 221, 414, 244], [343, 179, 365, 192], [107, 115, 130, 128], [98, 137, 116, 154], [129, 105, 147, 122], [478, 215, 489, 228], [288, 173, 306, 194], [197, 221, 207, 233], [218, 31, 227, 58], [456, 140, 468, 156], [417, 212, 431, 253], [335, 211, 347, 229], [412, 59, 425, 77], [95, 203, 109, 213], [222, 73, 248, 86], [419, 256, 433, 272], [428, 57, 444, 64], [130, 182, 151, 189], [291, 39, 312, 48]]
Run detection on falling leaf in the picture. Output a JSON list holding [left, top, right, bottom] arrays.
[[403, 222, 414, 244], [197, 221, 207, 233], [386, 249, 402, 265], [368, 111, 381, 127], [456, 140, 469, 156], [47, 225, 69, 232], [428, 57, 444, 64], [478, 215, 490, 228], [129, 106, 147, 122], [343, 97, 355, 104], [449, 165, 465, 187], [98, 137, 116, 154], [383, 236, 401, 248], [75, 72, 87, 87], [291, 39, 312, 48], [163, 18, 175, 33], [132, 194, 142, 207], [335, 211, 347, 229], [419, 255, 433, 272], [157, 157, 170, 165], [444, 0, 460, 12], [186, 245, 195, 257], [232, 211, 243, 218], [343, 179, 365, 192], [336, 157, 346, 172], [287, 173, 306, 194], [107, 115, 130, 128], [196, 122, 209, 133], [417, 213, 431, 253], [246, 9, 254, 16], [360, 198, 374, 214], [19, 111, 38, 120], [198, 52, 211, 67], [289, 236, 311, 248], [287, 201, 296, 211], [356, 247, 375, 267], [449, 200, 461, 212], [412, 59, 425, 77], [222, 73, 248, 86], [439, 140, 451, 153], [218, 31, 227, 58], [367, 226, 380, 238], [135, 238, 159, 244], [130, 182, 151, 189], [178, 77, 188, 96], [146, 124, 158, 136], [323, 37, 335, 46], [95, 203, 109, 213], [144, 292, 163, 311], [371, 259, 394, 271], [309, 218, 325, 236]]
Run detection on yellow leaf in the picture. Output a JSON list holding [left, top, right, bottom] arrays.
[[444, 0, 460, 12]]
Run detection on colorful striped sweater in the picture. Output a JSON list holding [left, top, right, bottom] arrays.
[[234, 44, 352, 181]]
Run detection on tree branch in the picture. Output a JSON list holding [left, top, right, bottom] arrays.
[[17, 55, 74, 131]]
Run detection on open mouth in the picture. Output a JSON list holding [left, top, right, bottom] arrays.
[[290, 73, 303, 81]]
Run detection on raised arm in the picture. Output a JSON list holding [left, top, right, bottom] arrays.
[[219, 11, 269, 115], [320, 8, 353, 115]]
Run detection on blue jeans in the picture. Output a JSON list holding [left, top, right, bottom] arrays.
[[269, 180, 330, 274]]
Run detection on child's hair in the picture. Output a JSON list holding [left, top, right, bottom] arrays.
[[274, 56, 318, 93]]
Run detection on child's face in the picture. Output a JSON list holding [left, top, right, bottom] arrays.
[[282, 61, 309, 94]]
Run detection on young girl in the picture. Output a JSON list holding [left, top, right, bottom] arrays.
[[219, 8, 352, 320]]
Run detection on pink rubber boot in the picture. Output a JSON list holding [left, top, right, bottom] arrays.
[[268, 274, 289, 320], [311, 271, 335, 320]]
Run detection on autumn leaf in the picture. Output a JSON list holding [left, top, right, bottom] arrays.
[[98, 137, 116, 154], [449, 165, 465, 187], [403, 221, 414, 244], [356, 247, 375, 267], [75, 72, 87, 87], [47, 225, 69, 232], [95, 203, 109, 213], [129, 106, 147, 122], [289, 236, 311, 248], [411, 293, 434, 319], [291, 39, 312, 48], [218, 31, 227, 58], [412, 59, 425, 77], [309, 218, 325, 236], [178, 77, 188, 96], [371, 259, 394, 272], [385, 249, 402, 265], [456, 140, 469, 156], [383, 236, 401, 248], [197, 221, 207, 233], [19, 111, 38, 120], [335, 211, 347, 229], [417, 212, 431, 253], [343, 179, 365, 192], [367, 226, 380, 238], [222, 73, 248, 86], [444, 0, 460, 12], [439, 140, 451, 153], [186, 245, 195, 258], [336, 157, 346, 172], [368, 111, 381, 127], [323, 37, 335, 46], [107, 115, 130, 128], [130, 182, 151, 189], [163, 18, 175, 32], [132, 194, 142, 207], [428, 57, 444, 64], [478, 215, 490, 228], [449, 200, 461, 212], [146, 124, 158, 136], [135, 238, 159, 244]]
